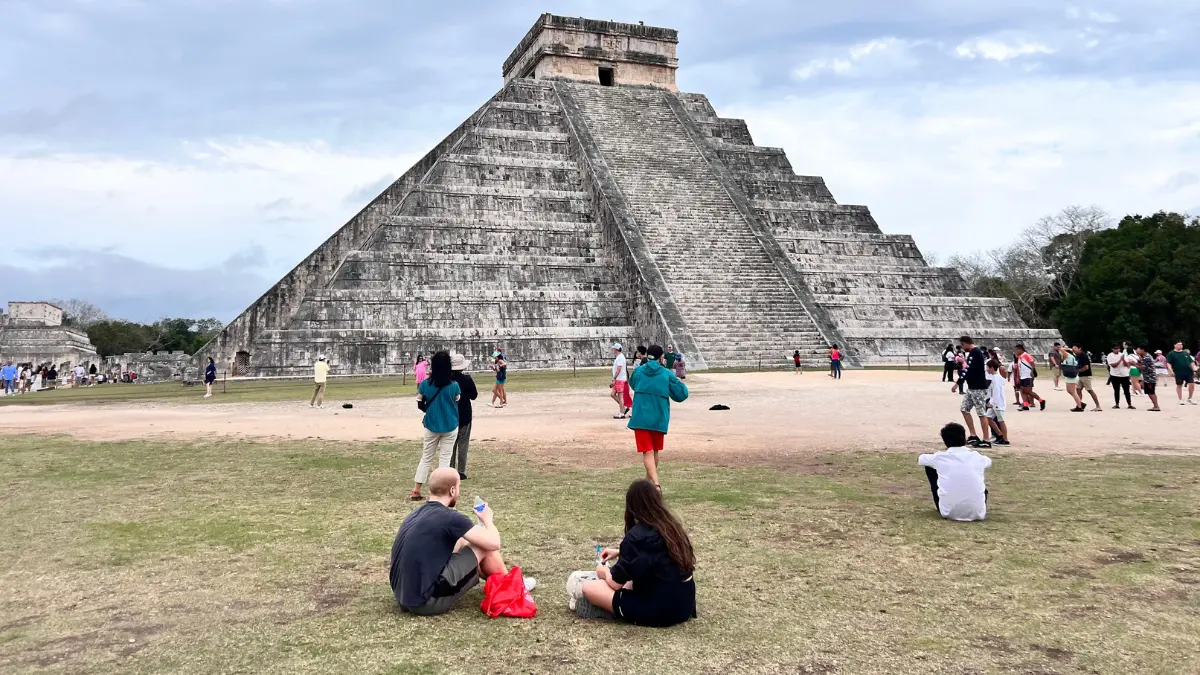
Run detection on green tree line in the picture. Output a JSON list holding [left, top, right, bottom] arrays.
[[51, 300, 221, 358]]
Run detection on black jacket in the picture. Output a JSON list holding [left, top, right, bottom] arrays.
[[451, 372, 478, 426]]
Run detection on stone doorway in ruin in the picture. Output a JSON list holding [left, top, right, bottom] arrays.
[[598, 66, 615, 86], [233, 351, 250, 376]]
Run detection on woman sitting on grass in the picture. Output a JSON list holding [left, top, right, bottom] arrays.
[[568, 480, 697, 627]]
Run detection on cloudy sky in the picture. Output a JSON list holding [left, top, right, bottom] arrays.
[[2, 0, 1198, 322]]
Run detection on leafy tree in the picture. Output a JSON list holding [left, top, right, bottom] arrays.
[[86, 316, 223, 357], [87, 321, 154, 358], [1054, 211, 1200, 354]]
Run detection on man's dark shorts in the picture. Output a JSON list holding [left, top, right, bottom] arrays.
[[1176, 372, 1196, 386], [401, 548, 480, 616], [1144, 383, 1157, 396], [1019, 378, 1034, 388]]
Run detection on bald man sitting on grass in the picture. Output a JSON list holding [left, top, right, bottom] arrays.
[[389, 467, 518, 615]]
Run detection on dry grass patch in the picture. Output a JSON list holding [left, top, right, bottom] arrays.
[[0, 437, 1197, 674]]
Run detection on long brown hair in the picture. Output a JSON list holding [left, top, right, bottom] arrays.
[[624, 479, 695, 574]]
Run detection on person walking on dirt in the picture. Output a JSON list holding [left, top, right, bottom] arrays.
[[1165, 341, 1196, 405], [1047, 342, 1063, 391], [985, 360, 1010, 445], [941, 344, 956, 382], [489, 351, 507, 408], [627, 345, 689, 489], [664, 345, 677, 371], [1106, 345, 1137, 409], [204, 357, 217, 399], [673, 349, 686, 380], [829, 345, 843, 379], [793, 350, 804, 374], [1073, 345, 1102, 411], [611, 343, 630, 419], [1014, 344, 1045, 411], [448, 352, 478, 480], [957, 336, 992, 448], [1136, 346, 1162, 411], [310, 355, 329, 408]]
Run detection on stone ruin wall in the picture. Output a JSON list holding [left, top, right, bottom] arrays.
[[104, 352, 192, 383], [8, 302, 64, 326]]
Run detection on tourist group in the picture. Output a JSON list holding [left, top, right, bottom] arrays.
[[943, 337, 1200, 448]]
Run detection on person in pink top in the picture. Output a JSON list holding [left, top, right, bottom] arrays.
[[414, 354, 429, 387]]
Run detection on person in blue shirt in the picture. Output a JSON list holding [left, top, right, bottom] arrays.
[[412, 351, 461, 501], [1, 360, 17, 396], [627, 345, 688, 489]]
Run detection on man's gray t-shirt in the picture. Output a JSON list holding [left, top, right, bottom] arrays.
[[389, 502, 474, 608]]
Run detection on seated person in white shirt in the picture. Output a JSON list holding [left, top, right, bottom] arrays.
[[919, 423, 992, 522]]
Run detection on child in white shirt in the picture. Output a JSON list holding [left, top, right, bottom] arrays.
[[919, 423, 992, 522], [985, 360, 1010, 445]]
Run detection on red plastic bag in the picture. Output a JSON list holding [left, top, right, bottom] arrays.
[[480, 566, 537, 618]]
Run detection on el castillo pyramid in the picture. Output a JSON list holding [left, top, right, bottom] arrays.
[[200, 14, 1058, 376]]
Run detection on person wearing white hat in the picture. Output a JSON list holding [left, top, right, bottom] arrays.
[[310, 355, 329, 408], [610, 343, 629, 419], [448, 352, 478, 480]]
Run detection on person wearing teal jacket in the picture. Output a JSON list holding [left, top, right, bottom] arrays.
[[628, 344, 689, 489]]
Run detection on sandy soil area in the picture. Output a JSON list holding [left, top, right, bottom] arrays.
[[2, 371, 1196, 465]]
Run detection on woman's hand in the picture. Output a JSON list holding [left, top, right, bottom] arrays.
[[600, 547, 619, 562], [595, 565, 609, 580]]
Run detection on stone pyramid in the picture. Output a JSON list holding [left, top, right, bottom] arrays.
[[201, 14, 1058, 376]]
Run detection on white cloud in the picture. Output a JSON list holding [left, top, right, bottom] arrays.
[[1088, 10, 1120, 23], [723, 79, 1200, 260], [0, 140, 425, 277], [955, 38, 1055, 61], [794, 37, 915, 80]]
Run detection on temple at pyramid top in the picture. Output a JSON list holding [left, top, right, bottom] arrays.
[[502, 14, 680, 90]]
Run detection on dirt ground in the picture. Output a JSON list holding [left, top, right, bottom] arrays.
[[3, 370, 1195, 465]]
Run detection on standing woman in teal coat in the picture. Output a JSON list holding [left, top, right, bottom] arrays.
[[628, 344, 689, 489]]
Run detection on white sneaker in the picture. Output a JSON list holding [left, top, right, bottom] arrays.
[[1189, 400, 1198, 405], [524, 577, 538, 592], [1181, 401, 1186, 406], [565, 571, 611, 619], [565, 570, 594, 607], [203, 393, 212, 398]]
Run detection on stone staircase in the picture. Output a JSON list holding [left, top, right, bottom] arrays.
[[250, 80, 635, 375], [559, 83, 833, 368], [676, 93, 1058, 362]]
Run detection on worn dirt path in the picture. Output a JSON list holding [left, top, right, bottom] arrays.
[[2, 371, 1195, 466]]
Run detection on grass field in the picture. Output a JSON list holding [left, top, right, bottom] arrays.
[[0, 370, 612, 407], [2, 436, 1197, 674]]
